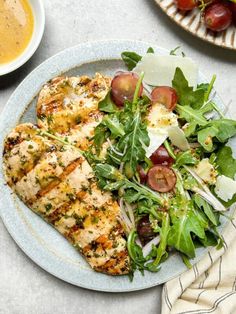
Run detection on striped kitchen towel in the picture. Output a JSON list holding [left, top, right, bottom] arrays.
[[161, 211, 236, 314]]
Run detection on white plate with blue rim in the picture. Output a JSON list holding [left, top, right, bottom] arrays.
[[0, 40, 232, 292]]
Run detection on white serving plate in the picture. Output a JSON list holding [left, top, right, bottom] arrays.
[[0, 40, 231, 292]]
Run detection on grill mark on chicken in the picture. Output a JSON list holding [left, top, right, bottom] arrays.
[[13, 145, 84, 203], [41, 185, 129, 274], [37, 73, 111, 134], [27, 157, 84, 204], [3, 129, 51, 186], [57, 113, 103, 151], [3, 137, 24, 155], [3, 123, 38, 153]]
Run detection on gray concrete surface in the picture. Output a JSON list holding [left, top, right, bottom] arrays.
[[0, 0, 235, 313]]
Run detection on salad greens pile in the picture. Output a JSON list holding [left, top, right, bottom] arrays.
[[92, 48, 236, 277], [43, 47, 236, 278]]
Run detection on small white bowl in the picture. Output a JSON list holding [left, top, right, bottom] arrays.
[[0, 0, 45, 76]]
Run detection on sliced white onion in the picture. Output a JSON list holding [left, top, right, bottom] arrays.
[[184, 166, 226, 212], [124, 201, 135, 226], [142, 236, 160, 258], [135, 237, 142, 247], [107, 138, 124, 156], [119, 198, 133, 231], [119, 162, 124, 173], [193, 187, 226, 212]]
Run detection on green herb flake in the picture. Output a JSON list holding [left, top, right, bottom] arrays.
[[91, 216, 99, 224], [45, 203, 53, 212], [46, 114, 54, 124], [66, 193, 77, 202]]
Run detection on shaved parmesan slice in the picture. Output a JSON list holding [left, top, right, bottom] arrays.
[[226, 137, 236, 159], [145, 127, 168, 157], [194, 158, 217, 185], [147, 103, 178, 129], [145, 104, 178, 156], [134, 54, 198, 88], [215, 175, 236, 202], [168, 126, 190, 151]]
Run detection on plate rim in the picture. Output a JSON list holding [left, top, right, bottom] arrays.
[[0, 39, 230, 292], [154, 0, 236, 51]]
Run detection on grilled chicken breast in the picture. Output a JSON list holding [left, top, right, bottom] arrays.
[[36, 73, 110, 151], [4, 73, 131, 275], [3, 123, 130, 275]]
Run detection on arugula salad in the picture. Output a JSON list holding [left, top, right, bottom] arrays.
[[87, 47, 236, 276]]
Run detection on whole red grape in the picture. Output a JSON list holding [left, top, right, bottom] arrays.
[[204, 3, 232, 32], [175, 0, 197, 11]]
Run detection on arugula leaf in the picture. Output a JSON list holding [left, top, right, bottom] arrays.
[[196, 75, 216, 104], [105, 92, 149, 177], [209, 226, 224, 250], [208, 119, 236, 142], [93, 113, 125, 154], [169, 173, 210, 259], [168, 194, 206, 258], [95, 73, 150, 176], [121, 51, 142, 70], [181, 254, 192, 269], [127, 230, 148, 273], [93, 113, 124, 154], [146, 213, 170, 269], [123, 189, 145, 203], [175, 151, 197, 167], [216, 146, 236, 179], [95, 163, 165, 205], [197, 83, 209, 93], [121, 47, 154, 70], [198, 120, 236, 151], [98, 91, 118, 113], [127, 229, 162, 274], [176, 102, 213, 137], [198, 230, 219, 247], [177, 104, 207, 125], [193, 194, 219, 226], [95, 163, 123, 180], [103, 115, 125, 138], [137, 201, 161, 220], [204, 74, 216, 102], [119, 110, 149, 178], [172, 67, 205, 109], [197, 126, 218, 151], [93, 124, 109, 154]]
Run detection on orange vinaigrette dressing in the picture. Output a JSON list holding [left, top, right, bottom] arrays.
[[0, 0, 34, 64]]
